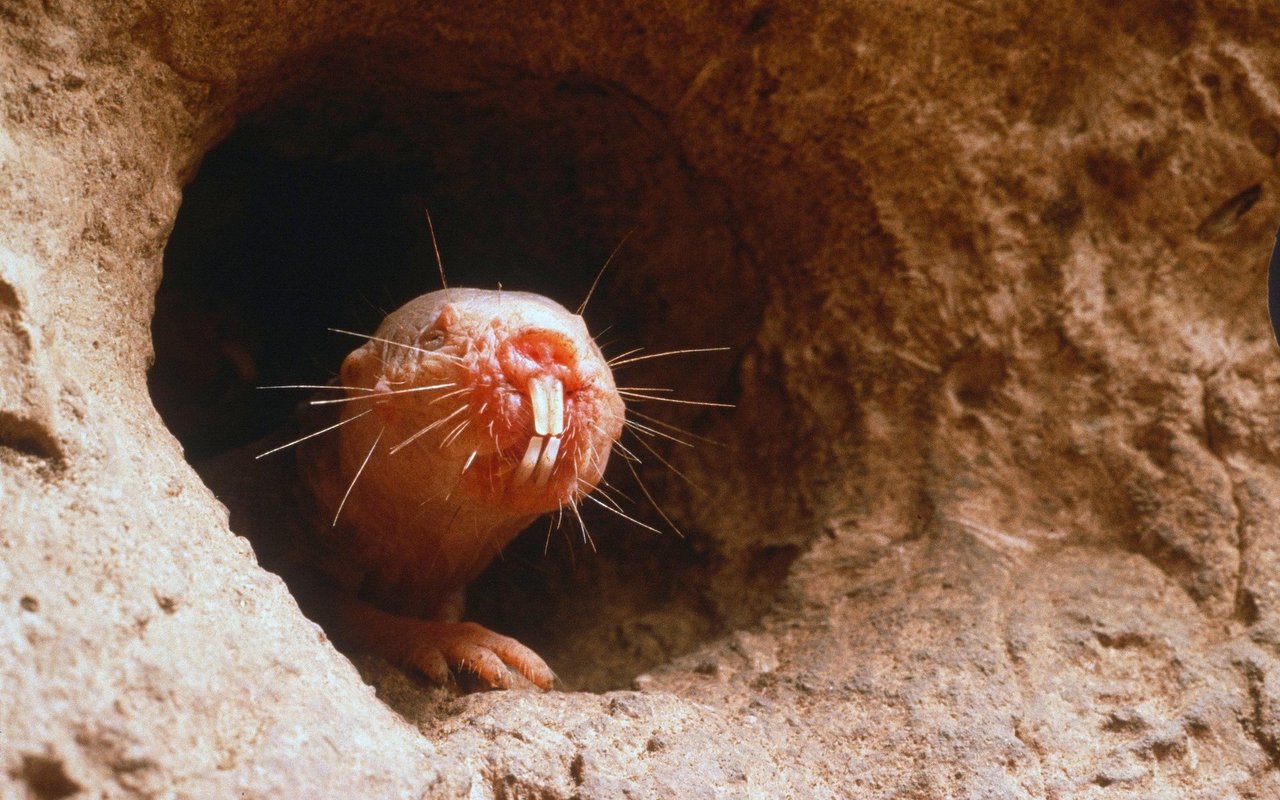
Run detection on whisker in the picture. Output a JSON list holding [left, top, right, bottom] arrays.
[[591, 477, 634, 509], [328, 327, 435, 355], [577, 227, 636, 315], [608, 436, 643, 464], [426, 208, 447, 290], [624, 457, 685, 538], [333, 427, 383, 526], [567, 496, 596, 551], [587, 487, 628, 516], [615, 386, 675, 393], [441, 418, 471, 449], [629, 430, 707, 495], [358, 292, 390, 320], [427, 386, 472, 405], [258, 383, 376, 393], [327, 327, 465, 362], [442, 466, 466, 502], [556, 501, 580, 567], [255, 409, 372, 459], [461, 450, 478, 474], [627, 407, 723, 446], [608, 346, 731, 368], [605, 346, 644, 365], [309, 382, 457, 406], [617, 391, 735, 409], [624, 418, 695, 448], [583, 493, 662, 535], [389, 403, 469, 455]]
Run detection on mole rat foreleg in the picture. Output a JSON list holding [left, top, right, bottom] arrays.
[[327, 590, 555, 690]]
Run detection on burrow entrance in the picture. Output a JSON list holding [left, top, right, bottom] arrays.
[[149, 70, 765, 691]]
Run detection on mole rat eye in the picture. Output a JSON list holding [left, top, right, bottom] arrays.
[[417, 329, 446, 350], [417, 304, 459, 350]]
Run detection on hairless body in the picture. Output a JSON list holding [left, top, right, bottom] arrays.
[[231, 288, 625, 690]]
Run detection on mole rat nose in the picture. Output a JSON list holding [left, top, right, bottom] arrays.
[[498, 328, 578, 384]]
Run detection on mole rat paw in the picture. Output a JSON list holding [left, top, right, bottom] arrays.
[[407, 621, 555, 691]]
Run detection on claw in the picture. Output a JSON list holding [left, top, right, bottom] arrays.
[[410, 621, 555, 690], [332, 598, 554, 691]]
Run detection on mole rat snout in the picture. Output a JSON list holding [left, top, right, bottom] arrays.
[[498, 328, 579, 384]]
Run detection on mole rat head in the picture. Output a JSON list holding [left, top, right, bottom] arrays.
[[340, 288, 625, 515]]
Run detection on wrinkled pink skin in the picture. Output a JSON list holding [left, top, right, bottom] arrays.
[[297, 289, 624, 689]]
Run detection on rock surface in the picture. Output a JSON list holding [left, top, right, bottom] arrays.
[[5, 1, 1280, 797]]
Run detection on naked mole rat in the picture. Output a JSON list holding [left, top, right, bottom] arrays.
[[204, 287, 625, 690]]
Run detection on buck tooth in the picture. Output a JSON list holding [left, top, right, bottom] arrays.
[[534, 436, 562, 487], [548, 379, 565, 436], [513, 436, 545, 484], [529, 377, 550, 436]]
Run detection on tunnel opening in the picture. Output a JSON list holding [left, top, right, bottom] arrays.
[[149, 65, 761, 692]]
